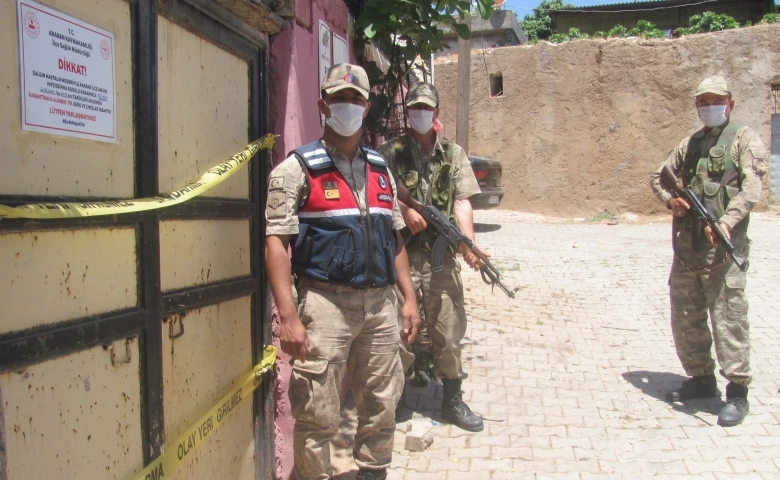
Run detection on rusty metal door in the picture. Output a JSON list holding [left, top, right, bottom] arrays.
[[0, 0, 273, 478]]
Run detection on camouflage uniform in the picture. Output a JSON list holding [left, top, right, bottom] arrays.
[[650, 122, 768, 387], [267, 141, 406, 479], [378, 135, 481, 380]]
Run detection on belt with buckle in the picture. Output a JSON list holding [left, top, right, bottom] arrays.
[[298, 277, 386, 293]]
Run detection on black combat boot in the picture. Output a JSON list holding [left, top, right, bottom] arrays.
[[718, 382, 749, 427], [355, 468, 387, 480], [441, 378, 484, 432], [665, 374, 718, 402]]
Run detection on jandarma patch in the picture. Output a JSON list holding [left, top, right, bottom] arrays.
[[266, 191, 286, 218]]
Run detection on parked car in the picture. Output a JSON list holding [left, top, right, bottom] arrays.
[[468, 155, 504, 209]]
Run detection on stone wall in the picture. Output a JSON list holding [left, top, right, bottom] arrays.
[[434, 24, 780, 217]]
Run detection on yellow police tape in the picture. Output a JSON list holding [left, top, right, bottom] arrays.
[[0, 134, 276, 220], [129, 345, 277, 480]]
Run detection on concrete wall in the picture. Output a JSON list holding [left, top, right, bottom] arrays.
[[434, 23, 780, 217], [268, 0, 351, 478]]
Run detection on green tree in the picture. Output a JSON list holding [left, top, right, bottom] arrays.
[[353, 0, 495, 136], [520, 0, 575, 43], [674, 11, 738, 36]]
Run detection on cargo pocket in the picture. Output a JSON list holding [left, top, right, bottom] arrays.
[[724, 185, 740, 201], [289, 358, 332, 425], [723, 268, 748, 323], [325, 229, 357, 281], [708, 145, 726, 175], [702, 180, 721, 198]]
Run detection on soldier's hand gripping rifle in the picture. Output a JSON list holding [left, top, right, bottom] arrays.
[[659, 165, 746, 272], [405, 197, 519, 298]]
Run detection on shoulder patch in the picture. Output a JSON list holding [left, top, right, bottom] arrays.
[[266, 191, 287, 219], [269, 176, 284, 191]]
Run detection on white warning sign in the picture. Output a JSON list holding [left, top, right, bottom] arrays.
[[17, 0, 116, 143]]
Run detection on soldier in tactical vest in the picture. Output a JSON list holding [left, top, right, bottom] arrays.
[[265, 64, 421, 480], [650, 75, 768, 427], [378, 83, 487, 432]]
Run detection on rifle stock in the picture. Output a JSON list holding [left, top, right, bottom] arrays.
[[659, 165, 746, 272]]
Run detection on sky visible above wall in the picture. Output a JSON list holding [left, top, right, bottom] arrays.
[[502, 0, 630, 17]]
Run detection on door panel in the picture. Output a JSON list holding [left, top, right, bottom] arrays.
[[1, 341, 143, 480], [159, 219, 250, 292], [157, 17, 250, 200], [161, 297, 254, 480], [0, 228, 137, 335]]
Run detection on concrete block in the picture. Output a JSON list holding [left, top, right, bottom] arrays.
[[405, 420, 435, 452]]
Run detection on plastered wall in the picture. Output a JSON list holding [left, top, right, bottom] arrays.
[[435, 23, 780, 217]]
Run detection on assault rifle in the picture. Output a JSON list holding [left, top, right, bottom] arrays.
[[659, 165, 746, 272], [406, 197, 519, 298]]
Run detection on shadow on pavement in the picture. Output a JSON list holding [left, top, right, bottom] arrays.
[[474, 223, 501, 233], [622, 370, 725, 417]]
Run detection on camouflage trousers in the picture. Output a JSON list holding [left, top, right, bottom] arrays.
[[289, 279, 404, 480], [669, 227, 752, 387], [397, 249, 469, 380]]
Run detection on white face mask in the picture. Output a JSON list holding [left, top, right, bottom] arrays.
[[698, 104, 728, 128], [408, 110, 434, 134], [325, 103, 366, 136]]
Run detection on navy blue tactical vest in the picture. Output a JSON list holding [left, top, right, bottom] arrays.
[[291, 140, 397, 288]]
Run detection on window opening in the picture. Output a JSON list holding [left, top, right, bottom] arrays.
[[489, 73, 503, 98]]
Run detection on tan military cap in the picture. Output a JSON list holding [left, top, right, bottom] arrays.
[[321, 63, 370, 99], [406, 82, 439, 108], [695, 75, 730, 97]]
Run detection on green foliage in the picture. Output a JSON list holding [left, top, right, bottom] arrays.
[[353, 0, 495, 136], [584, 211, 619, 223], [674, 11, 738, 36], [760, 12, 779, 23], [607, 24, 629, 37], [549, 27, 588, 43], [520, 0, 575, 44], [628, 20, 665, 38], [592, 30, 608, 38]]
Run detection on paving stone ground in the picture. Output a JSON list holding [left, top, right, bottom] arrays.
[[330, 208, 780, 479]]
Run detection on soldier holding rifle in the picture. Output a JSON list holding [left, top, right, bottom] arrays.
[[378, 82, 488, 432], [650, 75, 768, 426]]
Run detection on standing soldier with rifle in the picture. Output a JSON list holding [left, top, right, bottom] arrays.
[[650, 75, 768, 426], [378, 82, 488, 432]]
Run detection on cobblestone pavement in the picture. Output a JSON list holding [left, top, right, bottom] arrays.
[[331, 209, 780, 479]]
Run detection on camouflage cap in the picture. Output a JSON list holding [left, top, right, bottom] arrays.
[[695, 75, 730, 97], [406, 82, 439, 108], [321, 63, 370, 99]]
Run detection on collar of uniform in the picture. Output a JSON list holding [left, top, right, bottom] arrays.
[[410, 132, 444, 158], [320, 139, 363, 163], [702, 120, 729, 138]]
